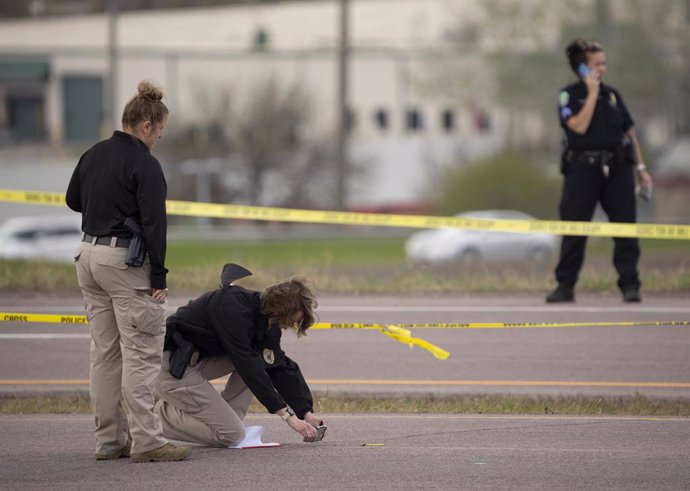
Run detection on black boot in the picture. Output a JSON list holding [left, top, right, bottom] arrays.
[[545, 286, 574, 303], [622, 288, 641, 303]]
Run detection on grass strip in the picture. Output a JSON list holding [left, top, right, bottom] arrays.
[[2, 259, 689, 294], [307, 394, 690, 417], [2, 235, 689, 294], [2, 393, 689, 417]]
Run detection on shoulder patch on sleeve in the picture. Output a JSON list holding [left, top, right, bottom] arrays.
[[559, 91, 570, 107]]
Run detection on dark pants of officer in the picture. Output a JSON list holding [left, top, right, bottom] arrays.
[[554, 155, 640, 292]]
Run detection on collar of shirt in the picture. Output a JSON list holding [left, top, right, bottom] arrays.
[[111, 130, 151, 153]]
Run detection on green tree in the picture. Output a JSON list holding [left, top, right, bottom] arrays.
[[435, 152, 561, 219]]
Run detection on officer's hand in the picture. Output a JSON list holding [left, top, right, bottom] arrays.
[[152, 288, 168, 302], [287, 415, 318, 442], [638, 169, 653, 191], [304, 411, 328, 429]]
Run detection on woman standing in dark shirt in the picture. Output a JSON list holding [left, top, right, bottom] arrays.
[[67, 81, 190, 463]]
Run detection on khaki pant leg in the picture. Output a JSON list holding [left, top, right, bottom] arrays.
[[221, 372, 254, 421], [76, 242, 128, 455], [88, 244, 168, 454], [154, 353, 246, 447]]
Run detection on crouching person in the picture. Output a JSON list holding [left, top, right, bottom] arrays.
[[153, 264, 327, 447]]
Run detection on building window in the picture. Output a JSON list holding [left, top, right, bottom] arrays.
[[251, 27, 270, 51], [441, 109, 455, 132], [374, 108, 389, 131], [7, 95, 45, 141], [406, 109, 423, 132]]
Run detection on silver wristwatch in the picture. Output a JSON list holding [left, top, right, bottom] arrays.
[[280, 407, 295, 422]]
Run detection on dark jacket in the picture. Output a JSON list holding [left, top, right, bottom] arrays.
[[66, 131, 168, 289], [165, 285, 314, 418]]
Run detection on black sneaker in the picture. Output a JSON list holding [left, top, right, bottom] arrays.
[[545, 287, 574, 303], [622, 289, 641, 303]]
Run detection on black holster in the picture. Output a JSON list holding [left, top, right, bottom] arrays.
[[560, 147, 573, 175], [123, 217, 147, 267], [169, 331, 199, 379]]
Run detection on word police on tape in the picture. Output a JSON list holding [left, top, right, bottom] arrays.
[[1, 312, 88, 324]]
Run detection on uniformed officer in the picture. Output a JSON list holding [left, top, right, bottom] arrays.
[[67, 80, 190, 463], [153, 264, 327, 447], [546, 39, 653, 303]]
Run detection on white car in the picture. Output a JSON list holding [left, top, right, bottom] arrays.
[[0, 215, 83, 263], [405, 210, 558, 264]]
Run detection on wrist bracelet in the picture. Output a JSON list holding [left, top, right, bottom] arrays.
[[636, 163, 646, 172]]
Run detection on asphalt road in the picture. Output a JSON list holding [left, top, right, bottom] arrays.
[[2, 293, 689, 489], [1, 413, 689, 490], [1, 293, 689, 398]]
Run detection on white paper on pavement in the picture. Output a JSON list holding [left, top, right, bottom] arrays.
[[228, 426, 281, 449]]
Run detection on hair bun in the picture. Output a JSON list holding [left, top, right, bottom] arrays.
[[565, 38, 587, 58], [137, 80, 164, 103]]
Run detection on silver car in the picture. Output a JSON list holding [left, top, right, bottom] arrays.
[[0, 215, 83, 263], [405, 210, 558, 264]]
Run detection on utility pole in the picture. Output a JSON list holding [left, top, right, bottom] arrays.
[[106, 0, 119, 134], [335, 0, 350, 210]]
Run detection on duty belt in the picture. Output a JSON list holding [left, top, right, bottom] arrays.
[[573, 149, 616, 178], [577, 149, 615, 166], [82, 233, 131, 248]]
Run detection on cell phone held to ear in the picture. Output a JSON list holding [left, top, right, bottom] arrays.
[[577, 63, 590, 78]]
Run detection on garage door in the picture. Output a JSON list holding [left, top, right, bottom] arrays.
[[63, 76, 103, 142]]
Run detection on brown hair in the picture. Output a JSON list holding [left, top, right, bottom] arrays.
[[565, 38, 604, 75], [260, 276, 318, 337], [121, 80, 169, 129]]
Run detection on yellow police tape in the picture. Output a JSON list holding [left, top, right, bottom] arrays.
[[312, 321, 690, 329], [378, 325, 450, 360], [0, 312, 89, 324], [2, 311, 688, 360], [2, 188, 689, 239]]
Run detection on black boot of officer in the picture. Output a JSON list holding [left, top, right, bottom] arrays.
[[546, 285, 575, 303]]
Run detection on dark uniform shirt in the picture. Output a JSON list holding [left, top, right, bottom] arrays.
[[66, 131, 168, 289], [558, 81, 634, 151], [164, 285, 314, 418]]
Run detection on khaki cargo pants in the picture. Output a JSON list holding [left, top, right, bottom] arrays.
[[75, 240, 168, 455], [153, 353, 254, 447]]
